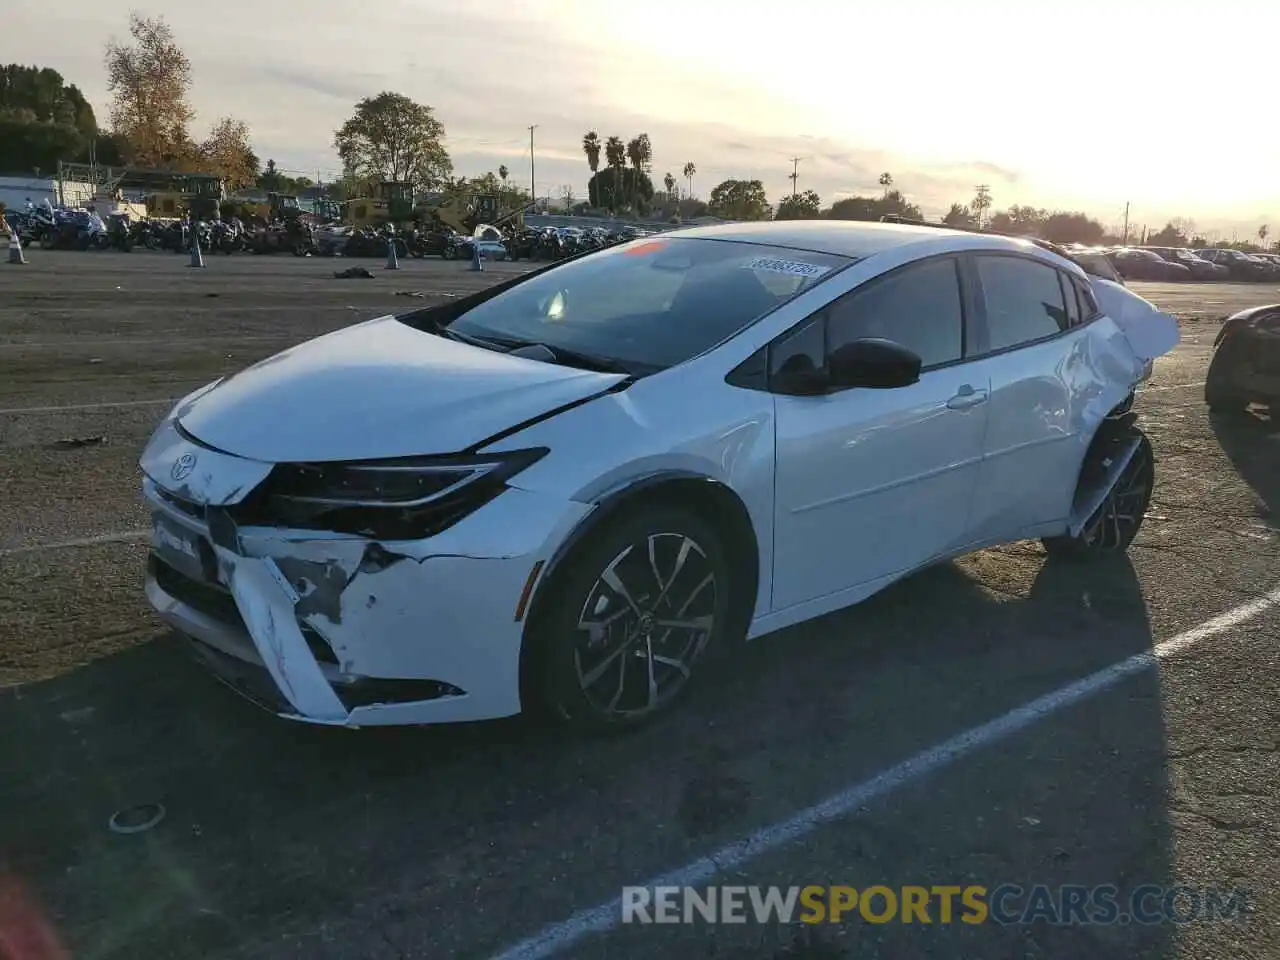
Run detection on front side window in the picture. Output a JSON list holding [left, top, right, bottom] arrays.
[[975, 255, 1069, 352], [433, 237, 849, 372], [825, 258, 965, 368]]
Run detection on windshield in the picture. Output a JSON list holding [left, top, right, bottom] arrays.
[[441, 237, 851, 371]]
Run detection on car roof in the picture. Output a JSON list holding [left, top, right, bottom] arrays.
[[665, 219, 1028, 260]]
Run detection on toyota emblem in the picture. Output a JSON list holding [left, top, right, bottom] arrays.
[[171, 452, 197, 482]]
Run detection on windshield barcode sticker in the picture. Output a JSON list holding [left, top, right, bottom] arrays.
[[745, 257, 829, 278]]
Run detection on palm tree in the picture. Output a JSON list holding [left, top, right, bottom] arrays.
[[1259, 223, 1270, 245], [878, 172, 893, 197], [498, 164, 508, 183], [582, 132, 601, 203], [626, 138, 641, 210], [682, 161, 696, 200], [663, 172, 676, 201], [605, 136, 626, 211]]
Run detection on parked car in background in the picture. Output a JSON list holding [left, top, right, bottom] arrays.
[[1252, 252, 1280, 271], [1196, 248, 1280, 281], [1110, 247, 1191, 281], [1205, 303, 1280, 412], [1143, 246, 1229, 280], [1061, 245, 1125, 284]]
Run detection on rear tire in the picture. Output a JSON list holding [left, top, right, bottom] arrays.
[[531, 506, 732, 732], [1042, 427, 1154, 559]]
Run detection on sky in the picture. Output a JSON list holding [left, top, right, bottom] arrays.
[[8, 0, 1280, 237]]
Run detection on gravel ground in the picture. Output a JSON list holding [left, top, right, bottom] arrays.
[[0, 251, 1276, 960]]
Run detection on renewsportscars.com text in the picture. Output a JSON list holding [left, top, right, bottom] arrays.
[[621, 884, 1249, 926]]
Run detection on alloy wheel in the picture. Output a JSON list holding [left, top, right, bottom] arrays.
[[1079, 442, 1154, 551], [573, 533, 718, 720]]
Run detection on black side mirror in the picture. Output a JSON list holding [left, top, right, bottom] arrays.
[[828, 338, 922, 389]]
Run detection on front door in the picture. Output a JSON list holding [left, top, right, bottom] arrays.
[[770, 255, 990, 612]]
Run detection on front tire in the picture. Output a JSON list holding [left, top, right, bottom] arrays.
[[533, 506, 732, 732], [1042, 427, 1155, 559]]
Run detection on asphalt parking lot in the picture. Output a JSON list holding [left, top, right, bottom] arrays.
[[1, 252, 1277, 960]]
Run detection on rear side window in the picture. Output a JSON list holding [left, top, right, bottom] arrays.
[[1059, 273, 1082, 327], [1073, 276, 1101, 319], [975, 256, 1069, 351]]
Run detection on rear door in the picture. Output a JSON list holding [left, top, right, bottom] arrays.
[[963, 253, 1096, 543]]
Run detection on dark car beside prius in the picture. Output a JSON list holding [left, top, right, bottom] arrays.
[[1142, 246, 1229, 280], [1196, 248, 1280, 281], [1206, 304, 1280, 412], [1110, 247, 1192, 281]]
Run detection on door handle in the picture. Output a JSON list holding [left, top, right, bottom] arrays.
[[946, 385, 988, 410]]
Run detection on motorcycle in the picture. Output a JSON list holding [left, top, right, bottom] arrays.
[[105, 214, 134, 252]]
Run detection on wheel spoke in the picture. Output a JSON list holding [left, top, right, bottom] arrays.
[[600, 548, 643, 616], [654, 614, 714, 632]]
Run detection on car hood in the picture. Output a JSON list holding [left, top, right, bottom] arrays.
[[176, 315, 626, 463]]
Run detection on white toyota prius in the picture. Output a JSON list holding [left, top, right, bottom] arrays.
[[139, 220, 1179, 731]]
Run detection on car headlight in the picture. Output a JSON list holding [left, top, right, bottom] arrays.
[[234, 448, 548, 540]]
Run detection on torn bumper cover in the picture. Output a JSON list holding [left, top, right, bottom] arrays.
[[139, 417, 589, 726]]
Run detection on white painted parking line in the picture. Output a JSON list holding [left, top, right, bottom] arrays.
[[0, 334, 301, 351], [1139, 381, 1204, 393], [0, 398, 177, 416], [492, 586, 1280, 960], [0, 529, 151, 558]]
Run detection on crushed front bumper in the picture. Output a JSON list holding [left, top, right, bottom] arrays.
[[140, 419, 589, 726]]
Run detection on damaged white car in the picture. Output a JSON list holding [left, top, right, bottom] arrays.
[[139, 221, 1179, 731]]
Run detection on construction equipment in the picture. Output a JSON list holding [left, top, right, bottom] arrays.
[[145, 175, 225, 220], [416, 192, 536, 236], [245, 192, 302, 222], [345, 181, 416, 228]]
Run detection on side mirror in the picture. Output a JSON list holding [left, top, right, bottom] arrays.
[[828, 338, 922, 389]]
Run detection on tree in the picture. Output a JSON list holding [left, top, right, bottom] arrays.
[[775, 189, 821, 220], [986, 205, 1047, 235], [1040, 212, 1104, 245], [1145, 221, 1189, 248], [334, 91, 452, 189], [0, 64, 104, 172], [878, 172, 893, 194], [498, 164, 509, 184], [582, 131, 601, 184], [942, 203, 974, 227], [971, 185, 993, 228], [604, 136, 626, 210], [826, 190, 921, 222], [587, 168, 653, 211], [663, 172, 676, 198], [200, 117, 257, 189], [1259, 224, 1270, 244], [708, 179, 771, 220], [104, 13, 196, 167], [682, 161, 696, 198], [626, 133, 652, 207]]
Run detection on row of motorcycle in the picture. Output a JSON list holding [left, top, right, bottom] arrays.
[[6, 208, 318, 255], [5, 208, 651, 261]]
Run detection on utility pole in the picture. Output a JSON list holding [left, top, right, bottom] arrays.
[[528, 125, 538, 208], [1122, 202, 1129, 244], [789, 157, 801, 198]]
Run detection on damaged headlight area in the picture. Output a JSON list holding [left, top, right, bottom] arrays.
[[234, 447, 548, 540]]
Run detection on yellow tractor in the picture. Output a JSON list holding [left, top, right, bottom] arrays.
[[416, 192, 535, 235], [345, 180, 416, 228]]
